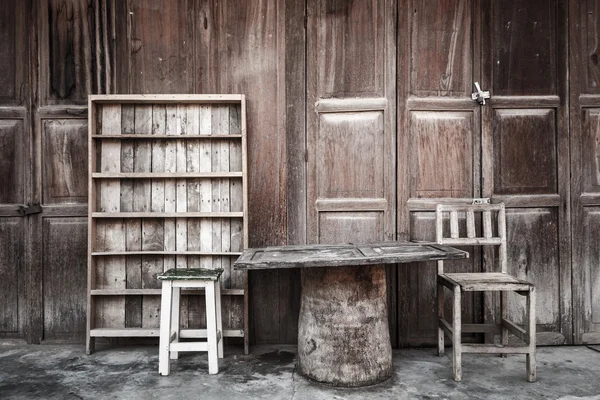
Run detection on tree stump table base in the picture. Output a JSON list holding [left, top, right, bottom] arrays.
[[233, 242, 468, 387], [298, 265, 393, 387]]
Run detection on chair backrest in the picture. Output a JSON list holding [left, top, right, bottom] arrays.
[[435, 201, 507, 275]]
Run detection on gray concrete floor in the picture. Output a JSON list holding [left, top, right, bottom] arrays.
[[1, 342, 600, 400]]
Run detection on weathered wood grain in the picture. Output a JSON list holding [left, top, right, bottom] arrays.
[[0, 120, 25, 203], [0, 219, 25, 337], [43, 218, 88, 340], [411, 0, 472, 96], [234, 242, 467, 270], [298, 265, 392, 387], [482, 0, 570, 345]]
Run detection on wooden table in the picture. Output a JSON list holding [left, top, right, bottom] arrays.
[[234, 241, 468, 387]]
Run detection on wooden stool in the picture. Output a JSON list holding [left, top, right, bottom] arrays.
[[157, 268, 224, 376]]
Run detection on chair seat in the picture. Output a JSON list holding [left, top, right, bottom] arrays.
[[440, 272, 533, 292], [158, 268, 223, 281]]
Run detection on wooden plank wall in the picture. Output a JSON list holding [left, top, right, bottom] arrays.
[[1, 0, 300, 345], [4, 0, 597, 347]]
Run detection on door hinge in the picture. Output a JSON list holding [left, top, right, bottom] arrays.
[[18, 204, 43, 216]]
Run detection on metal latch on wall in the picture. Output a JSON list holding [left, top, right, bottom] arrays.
[[471, 82, 490, 105], [18, 204, 42, 216]]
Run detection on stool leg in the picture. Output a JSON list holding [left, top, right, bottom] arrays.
[[501, 291, 509, 358], [437, 279, 445, 357], [526, 287, 537, 382], [205, 281, 219, 374], [170, 286, 181, 360], [215, 279, 224, 359], [452, 286, 462, 382], [159, 281, 173, 376]]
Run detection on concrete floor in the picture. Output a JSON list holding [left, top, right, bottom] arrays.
[[1, 343, 600, 400]]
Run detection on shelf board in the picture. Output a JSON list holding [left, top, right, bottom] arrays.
[[91, 288, 245, 296], [89, 328, 244, 338], [92, 134, 242, 139], [92, 172, 242, 179], [92, 212, 244, 218], [92, 251, 242, 256]]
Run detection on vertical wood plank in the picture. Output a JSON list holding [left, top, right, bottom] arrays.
[[186, 105, 201, 270], [483, 210, 492, 238], [175, 105, 188, 269], [211, 106, 224, 273], [466, 211, 476, 238], [450, 211, 459, 238], [229, 105, 244, 289], [98, 104, 125, 328], [219, 106, 231, 288], [164, 105, 177, 272], [121, 104, 141, 328], [200, 105, 213, 270]]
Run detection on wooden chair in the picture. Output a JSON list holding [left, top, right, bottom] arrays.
[[435, 200, 536, 382], [157, 268, 224, 376]]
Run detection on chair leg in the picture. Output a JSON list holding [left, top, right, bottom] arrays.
[[205, 281, 219, 375], [170, 286, 181, 360], [215, 279, 224, 359], [159, 281, 173, 376], [526, 287, 537, 382], [501, 291, 509, 358], [452, 286, 462, 382], [437, 280, 445, 357]]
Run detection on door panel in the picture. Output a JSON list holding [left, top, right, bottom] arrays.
[[0, 219, 26, 337], [42, 119, 88, 204], [0, 0, 29, 341], [398, 0, 481, 347], [572, 0, 600, 344], [0, 120, 26, 204], [492, 0, 557, 96], [412, 111, 475, 198], [307, 0, 397, 344], [410, 0, 473, 96], [308, 0, 396, 243], [42, 218, 88, 341], [482, 0, 570, 344], [399, 0, 570, 346], [28, 0, 113, 343], [492, 109, 557, 195], [506, 209, 560, 331]]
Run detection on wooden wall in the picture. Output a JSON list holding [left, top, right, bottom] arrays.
[[0, 0, 597, 347]]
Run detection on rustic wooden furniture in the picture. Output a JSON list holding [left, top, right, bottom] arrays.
[[436, 201, 536, 382], [234, 242, 468, 387], [86, 94, 249, 355], [158, 268, 224, 375]]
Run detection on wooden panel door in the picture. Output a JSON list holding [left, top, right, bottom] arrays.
[[398, 0, 570, 346], [0, 0, 29, 341], [481, 0, 570, 345], [397, 0, 482, 347], [571, 0, 600, 344], [306, 0, 397, 342], [29, 0, 113, 343]]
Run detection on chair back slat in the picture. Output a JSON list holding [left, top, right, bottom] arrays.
[[466, 211, 475, 238], [483, 210, 492, 238], [435, 201, 507, 274], [450, 211, 459, 238]]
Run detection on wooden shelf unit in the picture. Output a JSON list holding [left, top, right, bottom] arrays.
[[87, 95, 249, 354]]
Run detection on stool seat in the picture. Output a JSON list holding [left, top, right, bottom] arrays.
[[158, 268, 223, 281], [158, 268, 224, 376]]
